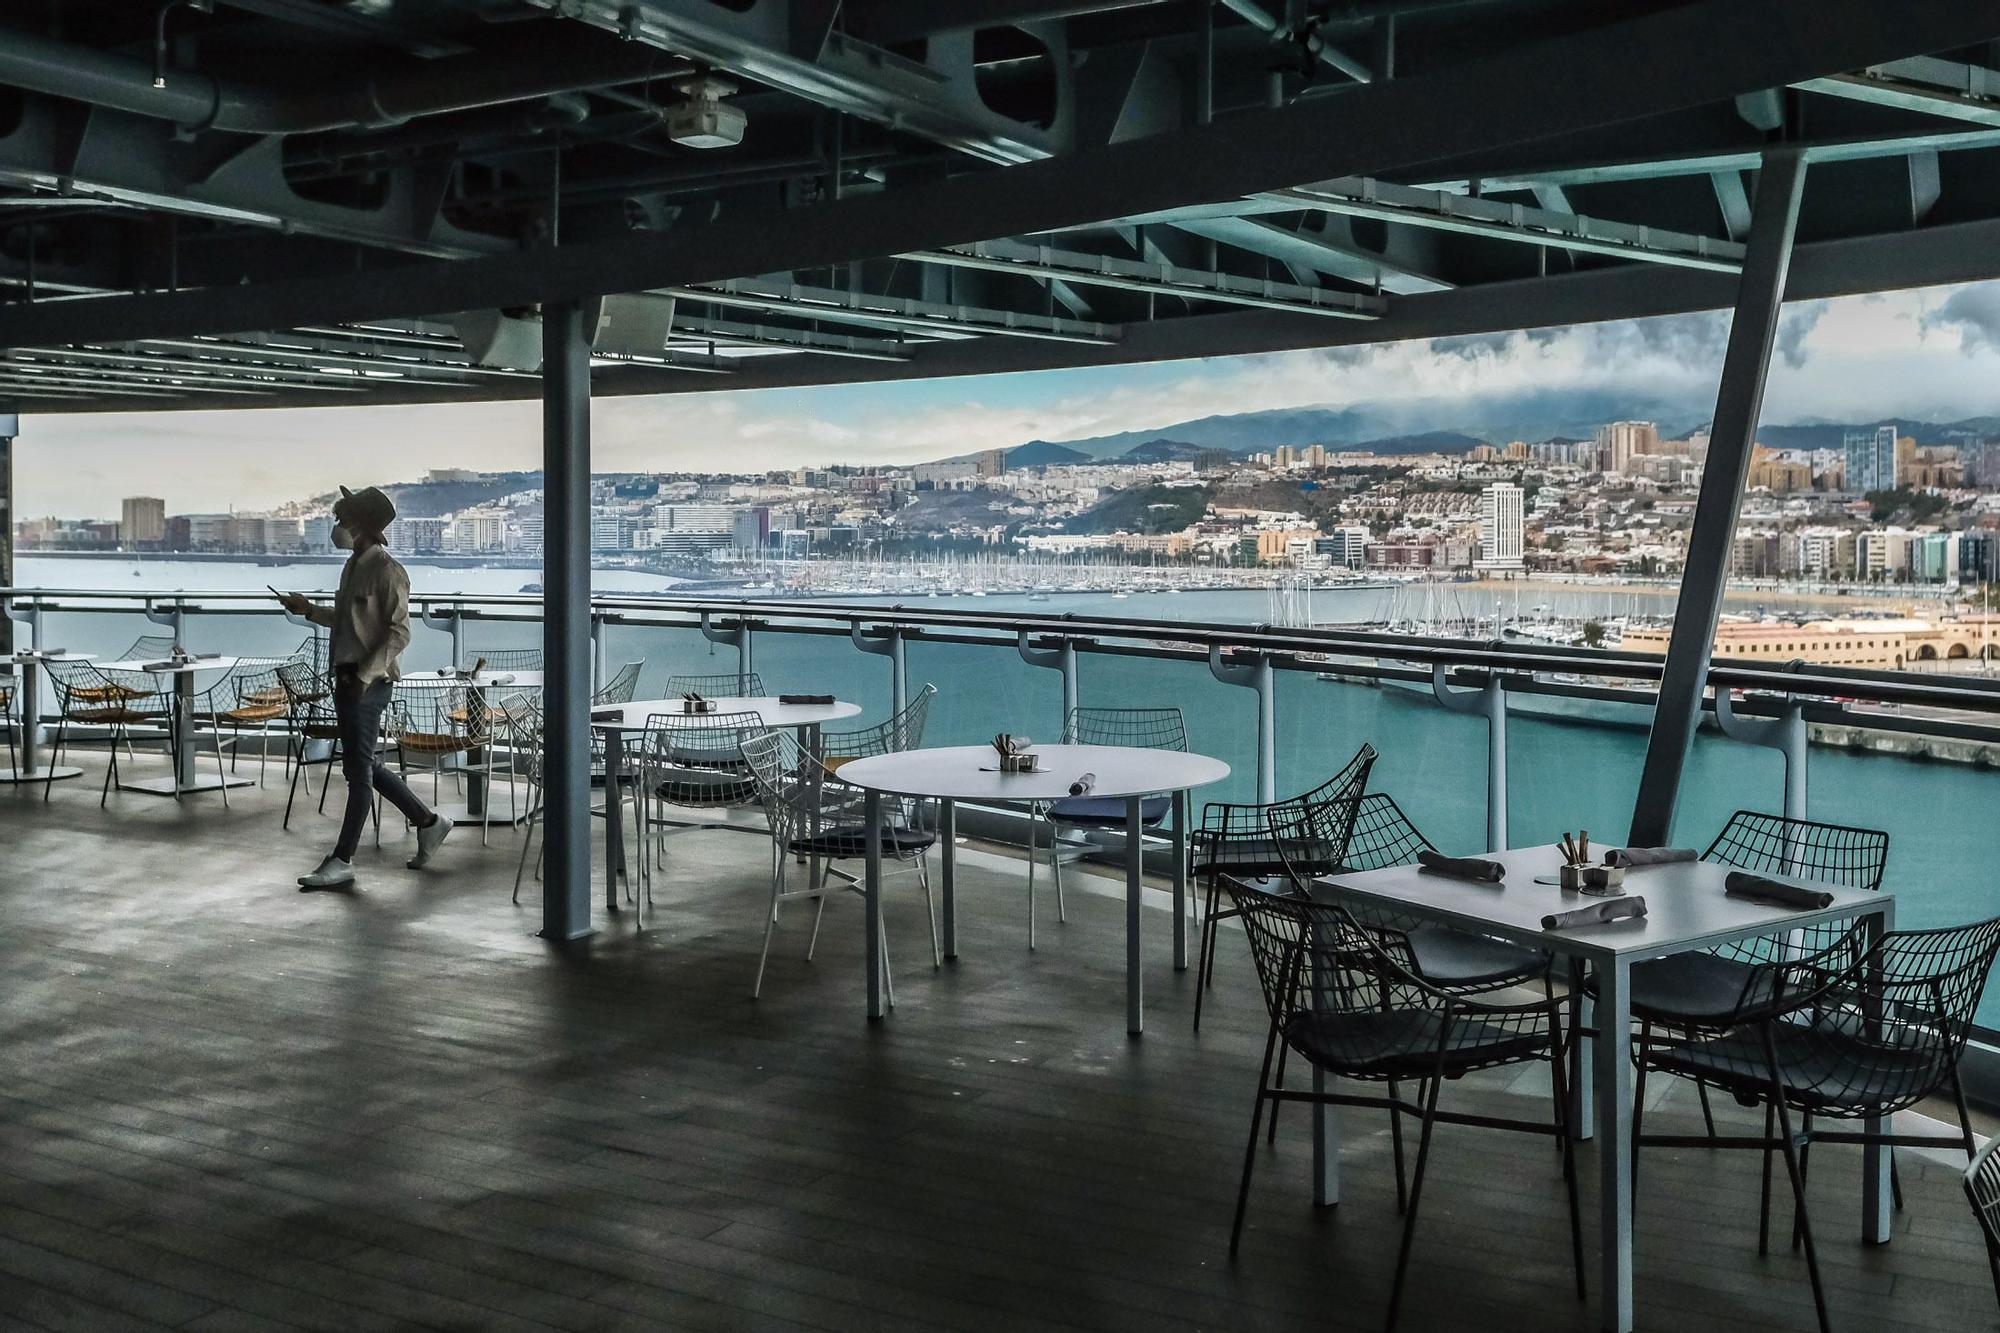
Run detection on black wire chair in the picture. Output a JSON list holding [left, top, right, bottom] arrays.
[[206, 664, 291, 788], [665, 670, 765, 698], [1636, 916, 2000, 1333], [1583, 811, 1891, 1143], [1964, 1134, 2000, 1315], [115, 634, 176, 663], [0, 675, 15, 776], [1226, 888, 1582, 1332], [1024, 705, 1188, 948], [43, 660, 170, 805], [276, 659, 350, 829], [1189, 742, 1378, 1031]]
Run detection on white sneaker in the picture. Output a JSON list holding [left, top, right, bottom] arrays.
[[408, 815, 454, 869], [298, 856, 355, 890]]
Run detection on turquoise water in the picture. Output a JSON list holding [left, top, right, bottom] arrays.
[[17, 555, 1999, 1021]]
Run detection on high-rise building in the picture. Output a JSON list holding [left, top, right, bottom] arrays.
[[1476, 482, 1524, 570], [1313, 526, 1370, 569], [1594, 421, 1658, 474], [1843, 424, 1898, 493], [120, 496, 166, 546]]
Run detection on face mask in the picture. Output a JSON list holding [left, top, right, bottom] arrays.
[[331, 524, 354, 551]]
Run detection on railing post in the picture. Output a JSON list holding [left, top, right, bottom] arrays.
[[1017, 630, 1079, 724], [850, 620, 908, 719], [1208, 644, 1276, 804], [143, 596, 187, 649], [591, 608, 610, 693], [1712, 688, 1807, 824], [701, 610, 753, 682], [419, 601, 464, 670], [1431, 663, 1509, 852]]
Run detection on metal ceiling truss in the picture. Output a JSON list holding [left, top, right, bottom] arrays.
[[0, 0, 1994, 412]]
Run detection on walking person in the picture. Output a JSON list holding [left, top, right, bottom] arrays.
[[276, 485, 452, 889]]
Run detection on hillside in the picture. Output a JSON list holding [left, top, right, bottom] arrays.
[[1059, 484, 1211, 535]]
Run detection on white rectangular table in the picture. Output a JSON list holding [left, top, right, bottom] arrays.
[[98, 655, 248, 796], [1312, 846, 1892, 1333]]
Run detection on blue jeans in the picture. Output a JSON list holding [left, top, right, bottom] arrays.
[[333, 669, 430, 860]]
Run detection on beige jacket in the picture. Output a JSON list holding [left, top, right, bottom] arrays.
[[307, 543, 411, 686]]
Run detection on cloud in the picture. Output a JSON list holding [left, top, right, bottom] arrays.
[[1924, 285, 2000, 354]]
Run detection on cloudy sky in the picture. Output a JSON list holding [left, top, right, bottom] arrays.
[[16, 278, 2000, 518]]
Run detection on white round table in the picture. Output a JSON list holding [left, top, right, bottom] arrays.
[[98, 655, 245, 796], [587, 695, 863, 914], [836, 743, 1231, 1031], [0, 650, 94, 784]]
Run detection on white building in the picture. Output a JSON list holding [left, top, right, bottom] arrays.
[[1476, 482, 1525, 570]]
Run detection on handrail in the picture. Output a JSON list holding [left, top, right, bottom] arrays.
[[10, 584, 2000, 716]]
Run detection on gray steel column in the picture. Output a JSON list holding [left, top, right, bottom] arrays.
[[0, 417, 13, 659], [541, 301, 594, 941], [1629, 149, 1805, 846]]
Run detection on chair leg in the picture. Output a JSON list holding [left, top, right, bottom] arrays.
[[1387, 1078, 1408, 1214], [100, 724, 121, 807], [1631, 1025, 1650, 1207], [1051, 828, 1068, 923], [1792, 1111, 1813, 1252], [1697, 1079, 1719, 1138], [919, 854, 941, 969], [1229, 1015, 1284, 1256], [1267, 1041, 1291, 1146], [752, 859, 785, 999], [1771, 1090, 1830, 1333], [1386, 1062, 1447, 1333], [1547, 1009, 1585, 1300], [43, 719, 66, 801], [1193, 878, 1220, 1033], [513, 809, 538, 903], [1758, 1101, 1776, 1256]]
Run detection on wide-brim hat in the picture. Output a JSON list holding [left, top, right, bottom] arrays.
[[334, 485, 396, 534]]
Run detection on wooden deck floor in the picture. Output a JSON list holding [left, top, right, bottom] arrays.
[[0, 750, 1992, 1332]]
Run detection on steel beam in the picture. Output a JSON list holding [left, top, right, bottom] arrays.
[[540, 301, 595, 942], [1629, 150, 1806, 847], [2, 0, 1976, 349], [1796, 57, 2000, 128]]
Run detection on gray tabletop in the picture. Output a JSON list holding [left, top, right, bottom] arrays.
[[591, 695, 861, 732], [836, 743, 1230, 802], [408, 668, 545, 689], [100, 655, 241, 675], [1315, 844, 1889, 962]]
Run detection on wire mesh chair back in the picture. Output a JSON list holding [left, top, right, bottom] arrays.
[[49, 660, 160, 717], [1228, 890, 1549, 1080], [1264, 788, 1371, 890], [1061, 705, 1187, 751], [1964, 1136, 2000, 1310], [641, 710, 767, 808], [1687, 917, 2000, 1119], [1704, 810, 1890, 890], [468, 648, 543, 672], [289, 633, 329, 679], [117, 634, 176, 663], [388, 678, 472, 757], [1190, 743, 1375, 885], [594, 660, 644, 706], [1341, 793, 1438, 871], [741, 729, 861, 852], [822, 683, 938, 766], [666, 671, 765, 698], [217, 666, 290, 721]]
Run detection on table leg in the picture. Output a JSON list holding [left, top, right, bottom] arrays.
[[1126, 795, 1143, 1035], [1313, 1066, 1339, 1206], [175, 672, 196, 789], [1862, 900, 1896, 1244], [865, 792, 885, 1020], [1171, 789, 1188, 972], [603, 730, 624, 912], [1594, 956, 1634, 1333], [939, 797, 957, 962], [20, 659, 39, 770]]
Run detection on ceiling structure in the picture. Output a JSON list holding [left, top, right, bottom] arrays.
[[0, 0, 1997, 410]]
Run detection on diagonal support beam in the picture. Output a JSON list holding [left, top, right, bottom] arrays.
[[0, 0, 1991, 349], [1629, 149, 1807, 849]]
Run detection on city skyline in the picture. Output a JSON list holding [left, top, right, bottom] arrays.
[[16, 277, 2000, 518]]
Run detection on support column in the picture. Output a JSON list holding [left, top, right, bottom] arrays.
[[541, 301, 594, 941], [0, 416, 13, 660], [1630, 149, 1806, 846]]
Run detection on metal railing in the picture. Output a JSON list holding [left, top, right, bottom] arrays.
[[9, 584, 2000, 849]]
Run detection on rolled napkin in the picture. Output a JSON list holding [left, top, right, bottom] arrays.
[[1603, 846, 1697, 869], [1416, 850, 1505, 883], [142, 660, 176, 672], [778, 693, 835, 705], [1543, 896, 1648, 931], [1725, 871, 1834, 910], [1069, 772, 1096, 796]]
